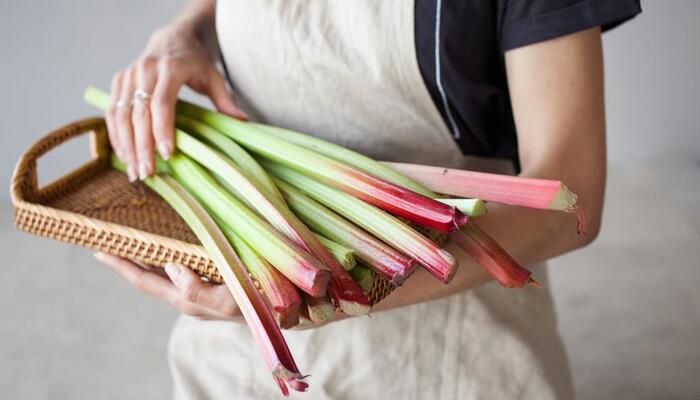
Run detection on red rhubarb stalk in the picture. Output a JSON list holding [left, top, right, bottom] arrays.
[[276, 179, 416, 285], [219, 223, 302, 329], [123, 169, 306, 394], [453, 222, 532, 288], [265, 161, 458, 283]]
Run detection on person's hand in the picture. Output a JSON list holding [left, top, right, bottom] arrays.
[[94, 252, 242, 321], [106, 22, 247, 182]]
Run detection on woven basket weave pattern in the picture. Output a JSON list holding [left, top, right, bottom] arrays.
[[11, 118, 396, 305]]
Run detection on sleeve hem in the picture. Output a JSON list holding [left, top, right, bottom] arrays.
[[500, 0, 641, 52]]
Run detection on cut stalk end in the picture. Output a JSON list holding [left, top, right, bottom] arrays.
[[305, 295, 336, 324], [527, 277, 542, 288], [548, 184, 579, 211], [338, 299, 372, 316]]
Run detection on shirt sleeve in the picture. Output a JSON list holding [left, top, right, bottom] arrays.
[[499, 0, 642, 52]]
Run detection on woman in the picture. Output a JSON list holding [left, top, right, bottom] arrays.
[[95, 0, 641, 398]]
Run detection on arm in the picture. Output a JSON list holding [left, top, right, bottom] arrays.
[[373, 27, 606, 311]]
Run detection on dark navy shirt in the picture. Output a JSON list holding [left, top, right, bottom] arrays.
[[415, 0, 642, 168]]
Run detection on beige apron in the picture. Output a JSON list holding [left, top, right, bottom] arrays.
[[169, 1, 575, 398]]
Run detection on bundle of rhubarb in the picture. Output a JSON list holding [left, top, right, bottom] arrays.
[[84, 86, 581, 395]]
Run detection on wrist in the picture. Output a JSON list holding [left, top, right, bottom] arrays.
[[171, 0, 216, 40]]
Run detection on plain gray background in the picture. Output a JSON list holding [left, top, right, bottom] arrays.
[[1, 1, 699, 399]]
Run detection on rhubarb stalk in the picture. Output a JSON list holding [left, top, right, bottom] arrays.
[[385, 162, 585, 232], [436, 198, 487, 217], [265, 161, 457, 283], [349, 265, 375, 292], [175, 120, 370, 315], [243, 122, 542, 288], [453, 223, 532, 288], [177, 115, 285, 204], [315, 234, 357, 271], [218, 222, 302, 329], [167, 154, 330, 296], [111, 157, 306, 394], [275, 179, 417, 285], [304, 293, 336, 324], [175, 99, 467, 232]]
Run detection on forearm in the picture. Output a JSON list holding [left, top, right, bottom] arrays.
[[332, 28, 607, 319], [374, 166, 595, 312]]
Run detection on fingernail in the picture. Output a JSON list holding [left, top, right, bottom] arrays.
[[157, 142, 171, 160], [138, 161, 150, 180], [127, 164, 138, 182], [165, 263, 181, 280]]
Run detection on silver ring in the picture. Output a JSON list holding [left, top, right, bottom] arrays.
[[115, 99, 131, 109], [132, 89, 151, 104]]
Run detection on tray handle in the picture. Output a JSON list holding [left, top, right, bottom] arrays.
[[11, 117, 111, 205]]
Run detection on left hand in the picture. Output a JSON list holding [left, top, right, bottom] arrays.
[[94, 252, 242, 321]]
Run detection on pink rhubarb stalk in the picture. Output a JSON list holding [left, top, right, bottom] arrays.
[[123, 169, 306, 395], [385, 162, 586, 233], [177, 116, 369, 315], [175, 100, 467, 232], [276, 179, 416, 285], [265, 161, 457, 283], [219, 223, 302, 329], [453, 222, 532, 288]]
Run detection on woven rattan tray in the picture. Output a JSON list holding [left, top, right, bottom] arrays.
[[11, 117, 396, 304]]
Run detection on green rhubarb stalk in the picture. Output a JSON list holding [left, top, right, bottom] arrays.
[[166, 153, 330, 297], [176, 115, 285, 205], [348, 265, 375, 293], [264, 161, 458, 283], [251, 122, 435, 196], [173, 128, 322, 257], [436, 198, 487, 217], [315, 234, 356, 271], [110, 156, 307, 394], [174, 116, 370, 315], [218, 221, 301, 329], [174, 99, 467, 233], [304, 293, 336, 324], [275, 179, 416, 285]]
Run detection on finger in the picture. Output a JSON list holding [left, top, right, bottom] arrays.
[[132, 58, 158, 179], [131, 259, 169, 278], [95, 253, 235, 319], [95, 252, 177, 300], [164, 263, 238, 316], [151, 59, 184, 161], [107, 71, 125, 162], [116, 68, 139, 182], [205, 69, 247, 120]]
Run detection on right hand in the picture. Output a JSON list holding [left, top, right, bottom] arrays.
[[107, 22, 247, 182]]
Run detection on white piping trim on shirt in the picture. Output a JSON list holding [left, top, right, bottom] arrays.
[[434, 0, 461, 140]]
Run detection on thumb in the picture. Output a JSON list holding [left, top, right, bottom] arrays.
[[206, 70, 248, 120], [165, 263, 206, 304]]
